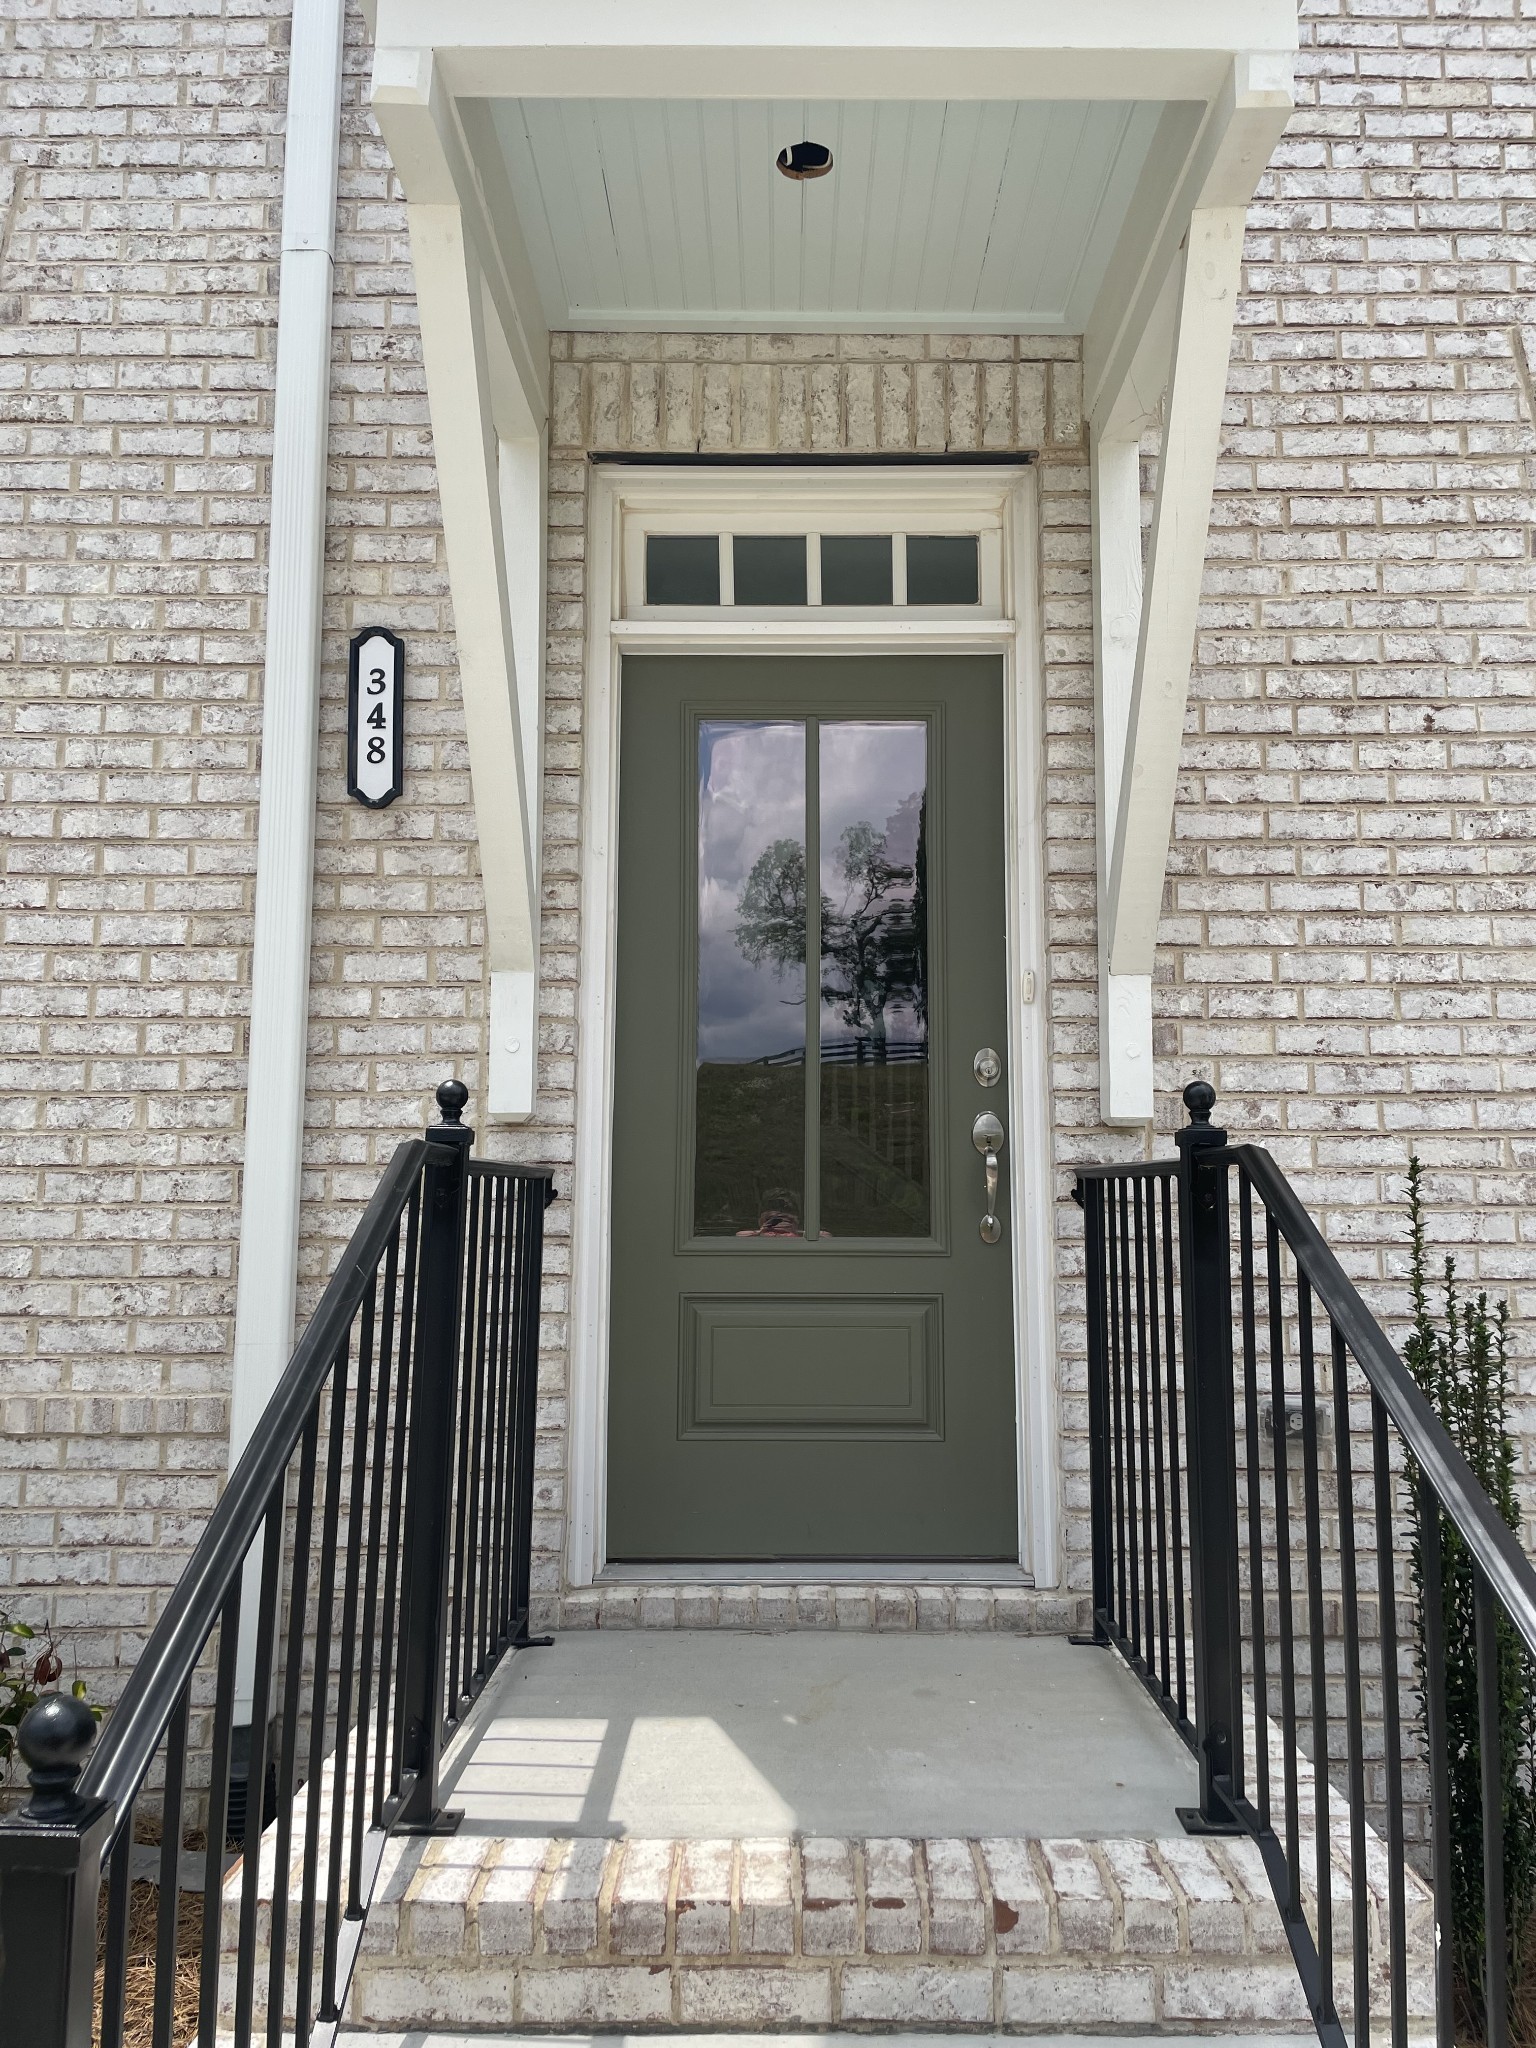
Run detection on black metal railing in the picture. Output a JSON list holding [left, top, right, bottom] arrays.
[[1076, 1081, 1536, 2048], [0, 1081, 554, 2048]]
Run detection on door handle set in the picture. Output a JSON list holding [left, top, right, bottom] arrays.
[[972, 1111, 1005, 1245]]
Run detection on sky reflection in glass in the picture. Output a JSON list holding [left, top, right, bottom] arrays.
[[697, 721, 806, 1064]]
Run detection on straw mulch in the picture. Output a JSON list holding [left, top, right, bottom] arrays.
[[94, 1837, 207, 2048]]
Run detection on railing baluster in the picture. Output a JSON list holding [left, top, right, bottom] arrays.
[[469, 1169, 494, 1690], [1133, 1178, 1155, 1671], [1108, 1177, 1128, 1642], [493, 1171, 518, 1662], [234, 1504, 284, 2048], [268, 1409, 321, 2047], [1330, 1325, 1369, 2048], [1295, 1274, 1335, 2026], [488, 1172, 515, 1653], [380, 1190, 421, 1814], [1145, 1178, 1171, 1704], [325, 1278, 375, 2011], [1418, 1474, 1455, 2048], [199, 1585, 242, 2048], [1083, 1176, 1113, 1642], [448, 1168, 482, 1718], [151, 1687, 190, 2048], [1118, 1178, 1141, 1664], [100, 1806, 134, 2048], [295, 1343, 351, 2046], [1160, 1172, 1188, 1726], [1238, 1170, 1270, 1829], [1475, 1563, 1510, 2048], [1266, 1208, 1302, 1915], [356, 1214, 403, 1871], [1374, 1393, 1409, 2048]]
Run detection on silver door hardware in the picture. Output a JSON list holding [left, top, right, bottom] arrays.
[[972, 1111, 1005, 1244], [973, 1047, 1002, 1087]]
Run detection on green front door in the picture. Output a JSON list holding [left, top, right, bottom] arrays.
[[607, 656, 1018, 1560]]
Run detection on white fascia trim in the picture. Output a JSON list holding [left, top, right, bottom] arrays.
[[371, 0, 1299, 102], [227, 0, 347, 1463]]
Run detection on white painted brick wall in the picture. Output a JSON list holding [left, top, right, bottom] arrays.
[[1, 0, 1532, 1732]]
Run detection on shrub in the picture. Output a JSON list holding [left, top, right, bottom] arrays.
[[1405, 1156, 1536, 2046], [0, 1608, 94, 1786]]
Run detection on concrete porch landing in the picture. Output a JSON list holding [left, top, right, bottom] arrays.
[[234, 1636, 1433, 2035], [440, 1634, 1198, 1841]]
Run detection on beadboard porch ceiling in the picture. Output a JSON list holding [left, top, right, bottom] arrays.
[[481, 96, 1169, 335]]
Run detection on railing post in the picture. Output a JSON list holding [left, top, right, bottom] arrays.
[[393, 1077, 473, 1835], [0, 1693, 113, 2048], [1174, 1079, 1245, 1833], [1076, 1175, 1113, 1644]]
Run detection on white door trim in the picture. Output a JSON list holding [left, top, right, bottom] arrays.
[[567, 462, 1059, 1588]]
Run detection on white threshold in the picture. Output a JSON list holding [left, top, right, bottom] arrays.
[[594, 1561, 1034, 1586]]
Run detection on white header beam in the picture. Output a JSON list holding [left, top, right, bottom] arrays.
[[370, 0, 1296, 101]]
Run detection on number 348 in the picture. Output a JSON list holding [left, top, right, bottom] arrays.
[[364, 666, 388, 765]]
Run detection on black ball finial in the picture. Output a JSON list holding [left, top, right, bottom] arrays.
[[18, 1691, 97, 1823], [435, 1078, 469, 1125], [1183, 1079, 1217, 1126]]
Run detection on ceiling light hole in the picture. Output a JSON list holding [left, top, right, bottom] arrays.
[[776, 141, 834, 181]]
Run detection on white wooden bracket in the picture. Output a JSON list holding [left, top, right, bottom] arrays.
[[1084, 54, 1293, 1124], [370, 49, 549, 1119]]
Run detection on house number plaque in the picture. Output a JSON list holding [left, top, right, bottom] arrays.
[[347, 627, 404, 808]]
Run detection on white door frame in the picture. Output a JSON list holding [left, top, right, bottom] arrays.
[[567, 462, 1059, 1587]]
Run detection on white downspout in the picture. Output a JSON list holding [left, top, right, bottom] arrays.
[[228, 0, 346, 1487]]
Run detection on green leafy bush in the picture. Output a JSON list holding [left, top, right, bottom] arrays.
[[1405, 1157, 1536, 2046], [0, 1608, 95, 1785]]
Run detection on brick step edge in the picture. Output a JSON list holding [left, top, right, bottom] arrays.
[[547, 1586, 1087, 1633], [225, 1832, 1434, 2033]]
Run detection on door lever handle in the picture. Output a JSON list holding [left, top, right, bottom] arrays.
[[972, 1111, 1005, 1245]]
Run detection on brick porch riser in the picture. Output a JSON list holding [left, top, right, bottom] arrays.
[[229, 1831, 1434, 2035]]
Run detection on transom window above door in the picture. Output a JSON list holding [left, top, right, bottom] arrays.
[[618, 498, 1009, 621], [647, 531, 981, 610]]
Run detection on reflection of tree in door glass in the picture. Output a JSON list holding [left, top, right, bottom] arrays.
[[820, 723, 930, 1238], [693, 720, 806, 1237]]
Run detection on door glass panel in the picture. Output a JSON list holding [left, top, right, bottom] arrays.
[[818, 722, 930, 1236], [695, 720, 807, 1238]]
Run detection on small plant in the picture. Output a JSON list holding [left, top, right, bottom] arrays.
[[1404, 1157, 1536, 2048], [0, 1607, 95, 1784]]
